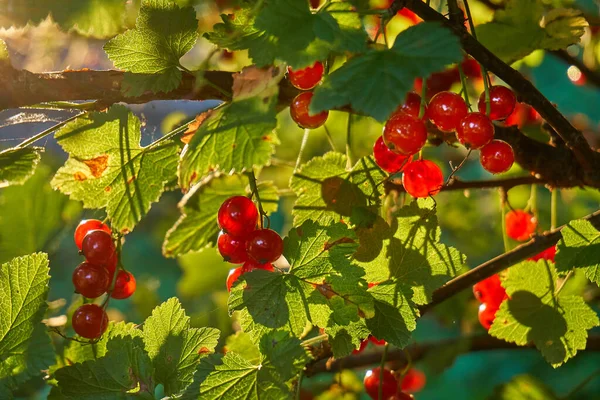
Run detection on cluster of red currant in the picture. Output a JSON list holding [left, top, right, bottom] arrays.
[[288, 61, 329, 129], [363, 366, 426, 400], [217, 196, 283, 291], [473, 274, 508, 330], [70, 220, 136, 339]]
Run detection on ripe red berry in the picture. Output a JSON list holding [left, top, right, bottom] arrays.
[[478, 302, 499, 330], [402, 160, 444, 198], [72, 304, 108, 339], [528, 246, 557, 262], [74, 219, 111, 250], [473, 274, 506, 307], [461, 57, 482, 79], [242, 260, 274, 272], [395, 92, 427, 120], [353, 339, 369, 354], [217, 231, 249, 264], [477, 86, 516, 121], [390, 393, 414, 400], [427, 91, 468, 132], [479, 139, 514, 174], [111, 270, 136, 299], [400, 369, 426, 393], [81, 230, 115, 266], [373, 136, 413, 174], [364, 367, 398, 400], [456, 112, 494, 149], [290, 92, 328, 129], [382, 113, 427, 155], [246, 229, 283, 264], [287, 61, 324, 90], [72, 262, 110, 299], [505, 103, 540, 128], [226, 267, 244, 292], [104, 253, 118, 278], [505, 209, 537, 241], [369, 336, 386, 346], [218, 196, 258, 237]]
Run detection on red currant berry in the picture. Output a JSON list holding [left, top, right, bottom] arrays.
[[400, 369, 426, 393], [477, 86, 516, 121], [111, 271, 136, 299], [505, 209, 537, 241], [505, 103, 540, 128], [364, 367, 398, 400], [217, 231, 249, 264], [72, 262, 110, 299], [309, 0, 321, 9], [461, 57, 482, 79], [81, 230, 115, 266], [353, 339, 369, 354], [402, 160, 443, 198], [428, 91, 468, 132], [226, 267, 244, 292], [478, 302, 499, 330], [368, 282, 380, 288], [456, 112, 494, 149], [72, 304, 108, 339], [479, 139, 514, 174], [242, 260, 274, 272], [287, 61, 324, 90], [74, 219, 111, 250], [528, 246, 557, 262], [104, 253, 118, 278], [369, 336, 386, 346], [382, 113, 427, 155], [390, 393, 414, 400], [290, 92, 328, 129], [395, 92, 427, 120], [246, 229, 283, 264], [373, 136, 413, 174], [473, 274, 506, 307], [218, 196, 258, 237]]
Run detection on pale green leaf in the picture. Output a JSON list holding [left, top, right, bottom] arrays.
[[556, 219, 600, 286], [53, 0, 128, 38], [0, 147, 42, 187], [224, 332, 261, 365], [488, 374, 559, 400]]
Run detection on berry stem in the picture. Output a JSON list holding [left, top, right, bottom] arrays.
[[555, 269, 573, 296], [418, 78, 427, 119], [445, 149, 471, 185], [560, 368, 600, 399], [15, 112, 84, 149], [323, 125, 338, 152], [457, 65, 471, 109], [295, 370, 304, 400], [346, 114, 355, 169], [499, 189, 511, 253], [378, 343, 390, 400], [247, 171, 267, 229], [551, 189, 558, 230], [301, 333, 329, 347], [294, 128, 311, 172]]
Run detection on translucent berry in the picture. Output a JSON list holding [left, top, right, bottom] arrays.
[[290, 92, 328, 129], [111, 271, 136, 299], [480, 139, 514, 174], [218, 231, 249, 264], [473, 274, 507, 307], [242, 260, 275, 272], [72, 262, 110, 299], [74, 219, 111, 250], [456, 112, 494, 149], [395, 92, 427, 120], [400, 369, 426, 393], [478, 86, 516, 121], [505, 209, 537, 241], [226, 267, 244, 292], [373, 136, 413, 174], [218, 196, 258, 237], [81, 230, 115, 266], [478, 302, 499, 330], [428, 91, 468, 132], [287, 61, 324, 90], [461, 57, 482, 79], [352, 339, 369, 354], [72, 304, 108, 339], [528, 246, 556, 262], [382, 113, 427, 155], [364, 367, 398, 400], [246, 229, 283, 264], [402, 160, 444, 198]]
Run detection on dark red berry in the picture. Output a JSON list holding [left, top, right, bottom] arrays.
[[226, 267, 244, 292], [382, 113, 427, 155], [478, 302, 499, 330], [428, 91, 468, 132], [390, 393, 414, 400], [72, 262, 110, 299], [364, 367, 398, 400], [477, 86, 516, 121], [400, 369, 426, 393], [456, 112, 494, 149], [242, 260, 274, 272], [72, 304, 108, 339], [218, 196, 258, 237], [395, 92, 427, 120], [74, 219, 111, 251], [415, 69, 461, 99], [81, 230, 115, 266], [373, 136, 413, 174], [402, 160, 443, 198], [505, 209, 537, 241], [104, 253, 118, 279], [473, 274, 506, 307], [309, 0, 321, 9], [290, 92, 328, 129], [111, 271, 136, 299], [217, 231, 249, 264], [479, 139, 514, 174], [461, 57, 482, 79], [246, 229, 283, 264], [528, 246, 556, 262], [287, 61, 324, 90]]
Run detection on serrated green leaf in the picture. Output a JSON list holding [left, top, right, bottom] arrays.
[[0, 253, 54, 390], [142, 298, 220, 395], [326, 319, 371, 358], [556, 219, 600, 286], [163, 175, 279, 257], [104, 0, 198, 94], [224, 332, 261, 365], [0, 147, 42, 187], [51, 105, 179, 233], [489, 260, 599, 367], [477, 0, 587, 64], [488, 374, 559, 400], [311, 22, 463, 121]]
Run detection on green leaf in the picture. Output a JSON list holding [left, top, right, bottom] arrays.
[[224, 332, 261, 365], [489, 260, 599, 367], [0, 147, 42, 187], [477, 0, 588, 64], [103, 0, 198, 95], [290, 153, 386, 227], [0, 253, 54, 390], [556, 219, 600, 286], [142, 298, 220, 395], [488, 374, 559, 400], [54, 336, 154, 399], [51, 105, 179, 233], [163, 175, 279, 257], [310, 22, 463, 121]]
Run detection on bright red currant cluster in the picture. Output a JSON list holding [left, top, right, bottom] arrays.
[[217, 196, 283, 291], [363, 366, 426, 400], [71, 220, 136, 339], [505, 209, 537, 241], [288, 62, 329, 129], [473, 274, 507, 330]]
